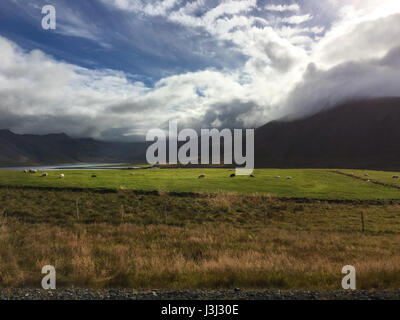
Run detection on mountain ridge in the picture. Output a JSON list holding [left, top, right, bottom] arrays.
[[0, 129, 147, 166], [254, 97, 400, 170], [2, 97, 400, 169]]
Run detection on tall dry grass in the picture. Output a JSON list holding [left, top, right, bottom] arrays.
[[0, 188, 399, 289], [0, 218, 399, 289]]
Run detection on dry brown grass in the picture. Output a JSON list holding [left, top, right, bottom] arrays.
[[1, 219, 400, 289], [0, 187, 399, 290]]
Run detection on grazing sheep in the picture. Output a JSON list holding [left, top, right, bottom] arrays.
[[287, 176, 293, 180], [41, 172, 48, 177], [392, 175, 399, 179], [29, 169, 37, 174], [367, 179, 371, 182], [275, 176, 281, 179], [365, 173, 369, 177], [59, 174, 65, 179], [23, 169, 28, 174], [198, 174, 205, 179], [230, 174, 236, 178]]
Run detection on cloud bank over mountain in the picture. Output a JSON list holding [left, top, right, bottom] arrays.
[[1, 0, 400, 140]]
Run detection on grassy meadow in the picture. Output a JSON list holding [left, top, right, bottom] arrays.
[[1, 168, 400, 200], [339, 169, 400, 188], [0, 168, 399, 290]]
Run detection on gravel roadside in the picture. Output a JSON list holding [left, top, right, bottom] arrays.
[[0, 289, 399, 300]]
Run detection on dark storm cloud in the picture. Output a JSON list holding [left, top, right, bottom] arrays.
[[183, 99, 262, 130]]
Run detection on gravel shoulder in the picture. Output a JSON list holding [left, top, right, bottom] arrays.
[[0, 289, 399, 300]]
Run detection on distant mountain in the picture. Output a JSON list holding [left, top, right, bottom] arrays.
[[0, 130, 147, 166], [3, 97, 400, 169], [255, 97, 400, 170]]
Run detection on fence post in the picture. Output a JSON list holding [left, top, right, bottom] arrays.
[[360, 212, 365, 232], [76, 199, 80, 220], [263, 209, 266, 226], [120, 204, 125, 222]]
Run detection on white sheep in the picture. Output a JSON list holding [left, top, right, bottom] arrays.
[[59, 174, 65, 179], [41, 172, 48, 177]]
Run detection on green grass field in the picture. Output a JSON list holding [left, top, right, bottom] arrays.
[[339, 169, 400, 187], [1, 168, 400, 200]]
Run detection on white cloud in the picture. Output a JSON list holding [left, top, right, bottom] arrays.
[[281, 14, 314, 25], [265, 4, 300, 12], [54, 8, 104, 43], [168, 0, 257, 31], [314, 13, 400, 68], [0, 36, 148, 138], [103, 0, 180, 16], [0, 34, 275, 139]]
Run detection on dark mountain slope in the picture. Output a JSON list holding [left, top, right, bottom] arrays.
[[0, 130, 147, 166], [255, 97, 400, 170]]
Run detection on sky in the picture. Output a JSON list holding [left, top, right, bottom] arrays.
[[1, 0, 400, 141]]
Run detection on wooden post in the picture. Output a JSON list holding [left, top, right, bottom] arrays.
[[263, 209, 266, 226], [76, 199, 80, 220], [120, 204, 125, 222], [360, 212, 365, 232]]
